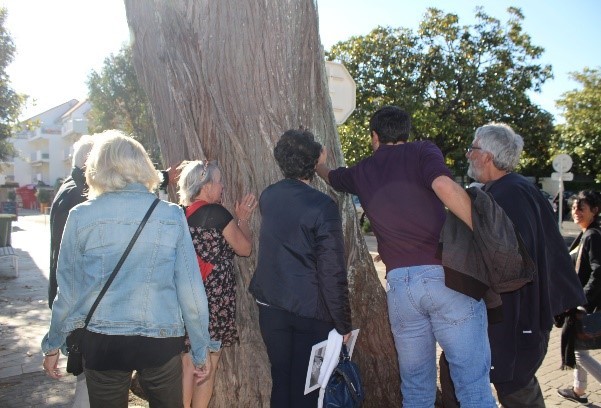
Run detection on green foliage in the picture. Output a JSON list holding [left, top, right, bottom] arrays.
[[0, 7, 25, 162], [87, 46, 162, 164], [553, 67, 601, 182], [328, 7, 554, 177], [361, 217, 372, 234], [35, 188, 53, 204]]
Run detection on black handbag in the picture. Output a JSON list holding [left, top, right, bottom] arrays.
[[323, 344, 364, 408], [65, 198, 160, 376], [575, 310, 601, 350]]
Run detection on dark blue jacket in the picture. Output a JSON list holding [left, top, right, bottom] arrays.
[[484, 173, 585, 395], [250, 178, 352, 335], [48, 167, 87, 308]]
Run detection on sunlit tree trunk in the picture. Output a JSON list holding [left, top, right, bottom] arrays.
[[124, 1, 400, 406]]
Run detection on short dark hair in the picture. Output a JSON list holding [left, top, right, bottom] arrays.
[[274, 129, 322, 180], [369, 106, 411, 144]]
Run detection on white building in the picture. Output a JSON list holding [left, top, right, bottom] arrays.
[[0, 99, 91, 187]]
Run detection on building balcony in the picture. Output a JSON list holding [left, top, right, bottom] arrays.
[[28, 127, 60, 141], [29, 151, 50, 165], [62, 119, 88, 137]]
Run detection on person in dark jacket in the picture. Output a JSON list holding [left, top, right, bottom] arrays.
[[48, 135, 95, 408], [446, 122, 585, 407], [249, 129, 352, 408], [49, 135, 95, 310], [557, 190, 601, 404]]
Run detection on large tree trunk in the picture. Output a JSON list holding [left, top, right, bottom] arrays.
[[124, 1, 400, 406]]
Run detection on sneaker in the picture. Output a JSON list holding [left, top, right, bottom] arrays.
[[557, 387, 588, 404]]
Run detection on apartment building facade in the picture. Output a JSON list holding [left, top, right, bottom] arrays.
[[1, 99, 91, 187]]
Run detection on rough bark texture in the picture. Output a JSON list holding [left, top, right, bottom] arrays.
[[124, 1, 400, 406]]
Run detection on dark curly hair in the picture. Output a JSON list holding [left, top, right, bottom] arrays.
[[274, 129, 322, 181]]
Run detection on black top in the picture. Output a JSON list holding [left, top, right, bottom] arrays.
[[186, 203, 232, 231], [250, 178, 352, 335], [570, 223, 601, 312]]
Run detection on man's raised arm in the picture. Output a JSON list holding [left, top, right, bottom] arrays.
[[431, 175, 473, 230]]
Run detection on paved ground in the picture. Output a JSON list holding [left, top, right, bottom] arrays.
[[0, 210, 599, 406]]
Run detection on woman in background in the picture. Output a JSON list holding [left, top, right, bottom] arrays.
[[250, 129, 352, 407], [41, 130, 217, 407], [178, 160, 256, 408], [558, 190, 601, 404]]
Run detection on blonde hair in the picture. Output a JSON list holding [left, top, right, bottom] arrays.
[[177, 160, 219, 206], [72, 134, 94, 168], [85, 130, 160, 198]]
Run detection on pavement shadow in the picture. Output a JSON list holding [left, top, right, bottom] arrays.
[[0, 246, 53, 379]]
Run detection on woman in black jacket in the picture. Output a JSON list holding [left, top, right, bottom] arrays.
[[250, 129, 352, 408], [558, 190, 601, 404]]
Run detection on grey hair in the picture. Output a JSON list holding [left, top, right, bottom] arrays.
[[71, 134, 94, 168], [177, 160, 219, 206], [85, 130, 160, 198], [474, 123, 523, 172]]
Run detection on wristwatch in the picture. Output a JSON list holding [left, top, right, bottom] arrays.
[[43, 349, 59, 357]]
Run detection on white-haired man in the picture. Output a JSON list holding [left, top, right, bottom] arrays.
[[441, 123, 585, 407]]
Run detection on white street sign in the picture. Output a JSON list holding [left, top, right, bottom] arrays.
[[551, 172, 574, 181], [325, 61, 356, 125], [552, 154, 573, 173]]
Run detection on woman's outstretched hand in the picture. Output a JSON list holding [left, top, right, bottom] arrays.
[[235, 193, 257, 221]]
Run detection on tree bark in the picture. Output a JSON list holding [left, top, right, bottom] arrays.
[[124, 1, 400, 406]]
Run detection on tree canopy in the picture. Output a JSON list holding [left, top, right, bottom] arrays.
[[554, 67, 601, 182], [0, 7, 25, 162], [327, 7, 554, 178], [86, 46, 162, 164]]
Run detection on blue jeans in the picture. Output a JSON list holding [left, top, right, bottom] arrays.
[[386, 265, 496, 408]]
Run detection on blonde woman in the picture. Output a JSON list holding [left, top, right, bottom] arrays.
[[41, 130, 217, 407], [178, 160, 256, 408]]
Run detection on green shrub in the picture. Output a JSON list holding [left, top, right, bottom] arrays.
[[35, 188, 53, 204]]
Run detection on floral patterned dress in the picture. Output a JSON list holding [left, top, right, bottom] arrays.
[[186, 202, 238, 347]]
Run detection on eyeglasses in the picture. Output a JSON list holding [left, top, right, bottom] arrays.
[[467, 145, 483, 153]]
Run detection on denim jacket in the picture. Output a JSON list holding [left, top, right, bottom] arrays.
[[41, 183, 220, 365]]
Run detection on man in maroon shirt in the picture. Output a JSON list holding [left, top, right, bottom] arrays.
[[316, 106, 496, 407]]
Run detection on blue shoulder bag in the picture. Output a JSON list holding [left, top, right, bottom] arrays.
[[323, 343, 364, 407]]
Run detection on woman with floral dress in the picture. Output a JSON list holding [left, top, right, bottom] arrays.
[[178, 160, 256, 408]]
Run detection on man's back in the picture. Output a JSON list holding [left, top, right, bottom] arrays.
[[329, 141, 451, 270]]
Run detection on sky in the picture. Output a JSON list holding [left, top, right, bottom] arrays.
[[2, 0, 600, 122]]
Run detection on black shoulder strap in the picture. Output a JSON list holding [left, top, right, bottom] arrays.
[[83, 198, 160, 327]]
